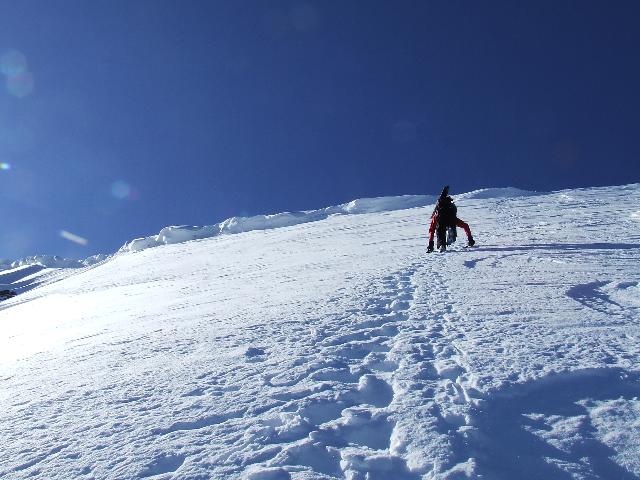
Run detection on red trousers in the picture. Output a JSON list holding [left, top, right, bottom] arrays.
[[428, 216, 472, 243]]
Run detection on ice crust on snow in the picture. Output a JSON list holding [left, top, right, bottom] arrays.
[[1, 184, 639, 480]]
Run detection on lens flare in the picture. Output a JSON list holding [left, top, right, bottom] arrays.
[[111, 180, 132, 199], [0, 163, 11, 170], [1, 49, 34, 98], [60, 230, 88, 246], [6, 72, 34, 98], [0, 50, 27, 77]]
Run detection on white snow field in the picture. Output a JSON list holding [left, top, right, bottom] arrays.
[[1, 184, 639, 480]]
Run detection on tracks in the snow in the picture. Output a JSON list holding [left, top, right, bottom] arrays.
[[136, 258, 485, 479], [243, 260, 485, 479], [241, 265, 421, 479], [381, 263, 485, 478]]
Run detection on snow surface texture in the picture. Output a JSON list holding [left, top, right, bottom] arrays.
[[0, 184, 639, 480]]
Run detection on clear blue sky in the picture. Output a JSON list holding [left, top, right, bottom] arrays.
[[1, 1, 639, 260]]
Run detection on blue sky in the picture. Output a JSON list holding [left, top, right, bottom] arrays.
[[1, 1, 639, 260]]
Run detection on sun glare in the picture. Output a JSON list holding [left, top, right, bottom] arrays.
[[0, 49, 34, 97]]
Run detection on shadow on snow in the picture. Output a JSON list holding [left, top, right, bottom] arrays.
[[462, 368, 640, 480]]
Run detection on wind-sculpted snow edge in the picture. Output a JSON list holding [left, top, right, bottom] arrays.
[[118, 194, 437, 253], [456, 186, 544, 200], [118, 187, 542, 254]]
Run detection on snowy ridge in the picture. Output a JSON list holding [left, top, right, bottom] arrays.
[[0, 189, 540, 266], [1, 189, 535, 292], [0, 264, 48, 291], [119, 194, 436, 253], [119, 188, 539, 254], [0, 255, 84, 270], [455, 187, 542, 200], [0, 255, 113, 298], [0, 254, 109, 271]]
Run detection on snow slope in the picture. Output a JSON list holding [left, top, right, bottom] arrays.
[[0, 184, 639, 480], [118, 194, 436, 253]]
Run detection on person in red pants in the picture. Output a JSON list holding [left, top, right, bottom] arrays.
[[427, 186, 475, 252]]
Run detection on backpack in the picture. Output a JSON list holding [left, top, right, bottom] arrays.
[[437, 196, 457, 227]]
